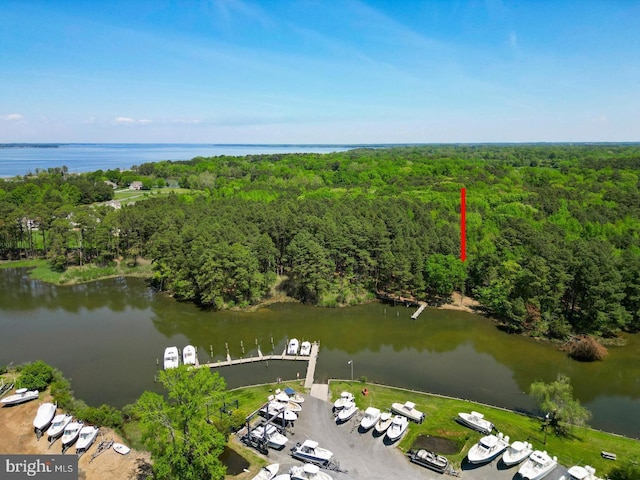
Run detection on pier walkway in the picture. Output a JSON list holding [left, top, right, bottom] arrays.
[[199, 342, 320, 390]]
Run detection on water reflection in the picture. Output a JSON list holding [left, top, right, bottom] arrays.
[[0, 270, 639, 438]]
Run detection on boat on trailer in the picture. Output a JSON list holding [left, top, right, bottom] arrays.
[[502, 440, 533, 466], [0, 388, 39, 406], [467, 433, 509, 464], [46, 413, 73, 439], [359, 407, 381, 431], [407, 449, 449, 473], [518, 450, 558, 480], [290, 439, 333, 465], [33, 402, 57, 432]]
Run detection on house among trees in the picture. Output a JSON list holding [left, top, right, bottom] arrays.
[[129, 181, 143, 190], [104, 180, 118, 189]]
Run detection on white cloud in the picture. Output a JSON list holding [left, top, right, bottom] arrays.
[[114, 116, 152, 125], [3, 113, 23, 121]]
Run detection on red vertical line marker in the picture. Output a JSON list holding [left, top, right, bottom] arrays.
[[461, 187, 466, 262]]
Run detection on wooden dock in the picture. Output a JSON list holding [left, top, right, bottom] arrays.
[[199, 342, 320, 389], [411, 302, 427, 319]]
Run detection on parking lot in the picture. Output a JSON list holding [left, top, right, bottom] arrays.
[[237, 392, 571, 480]]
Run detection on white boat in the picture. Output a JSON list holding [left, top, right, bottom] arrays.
[[260, 402, 298, 422], [359, 407, 381, 431], [252, 463, 279, 480], [282, 387, 305, 404], [457, 411, 494, 434], [385, 415, 409, 442], [563, 465, 603, 480], [287, 338, 299, 355], [290, 439, 333, 465], [290, 463, 333, 480], [0, 387, 39, 406], [502, 440, 533, 466], [518, 450, 558, 480], [337, 402, 357, 422], [467, 432, 509, 464], [391, 401, 425, 423], [182, 345, 197, 366], [113, 442, 131, 455], [272, 475, 291, 480], [163, 346, 179, 369], [61, 420, 83, 447], [407, 449, 449, 473], [76, 425, 99, 453], [46, 413, 73, 438], [374, 411, 393, 434], [251, 423, 288, 449], [273, 393, 302, 412], [33, 402, 57, 431], [333, 391, 354, 410], [299, 341, 312, 356]]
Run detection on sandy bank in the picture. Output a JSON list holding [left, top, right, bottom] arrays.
[[0, 392, 150, 480]]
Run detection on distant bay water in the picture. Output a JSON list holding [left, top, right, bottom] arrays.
[[0, 143, 375, 177]]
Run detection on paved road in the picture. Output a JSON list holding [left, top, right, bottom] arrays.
[[239, 393, 570, 480]]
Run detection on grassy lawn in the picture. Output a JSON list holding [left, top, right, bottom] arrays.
[[113, 187, 197, 205], [327, 380, 638, 474]]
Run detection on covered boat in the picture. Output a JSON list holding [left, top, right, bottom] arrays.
[[407, 449, 449, 473], [289, 463, 333, 480], [46, 413, 73, 439], [251, 423, 288, 449], [391, 401, 425, 423], [374, 412, 393, 434], [359, 407, 381, 431], [252, 463, 279, 480], [564, 465, 603, 480], [385, 415, 408, 442], [0, 388, 39, 406], [163, 346, 179, 369], [502, 440, 533, 466], [518, 450, 558, 480], [287, 339, 299, 355], [182, 345, 197, 366], [33, 402, 57, 432], [457, 411, 494, 434], [467, 433, 509, 464], [290, 439, 333, 465], [333, 391, 354, 410], [299, 341, 312, 356]]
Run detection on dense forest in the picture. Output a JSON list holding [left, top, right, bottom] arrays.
[[1, 144, 639, 339]]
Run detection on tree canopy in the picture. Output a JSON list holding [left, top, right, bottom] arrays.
[[2, 144, 640, 339], [530, 374, 592, 435], [133, 366, 228, 480]]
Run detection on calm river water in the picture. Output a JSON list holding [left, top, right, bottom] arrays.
[[1, 269, 639, 438]]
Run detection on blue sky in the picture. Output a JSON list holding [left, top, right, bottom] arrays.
[[1, 0, 638, 143]]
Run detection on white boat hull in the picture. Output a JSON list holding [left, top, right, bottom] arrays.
[[457, 411, 493, 434], [502, 441, 533, 466], [337, 404, 357, 422], [76, 425, 99, 452], [33, 402, 57, 431], [385, 415, 408, 442], [252, 463, 279, 480], [518, 450, 558, 480], [113, 442, 131, 455], [467, 434, 509, 464], [0, 388, 39, 406], [46, 413, 73, 438], [391, 401, 425, 423], [359, 407, 381, 431]]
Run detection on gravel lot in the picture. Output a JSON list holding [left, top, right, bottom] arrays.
[[239, 392, 571, 480]]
